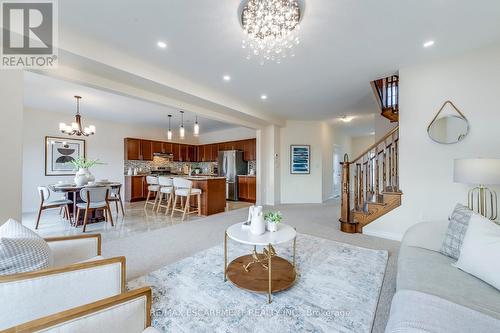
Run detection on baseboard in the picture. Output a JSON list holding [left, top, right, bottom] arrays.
[[363, 229, 403, 241]]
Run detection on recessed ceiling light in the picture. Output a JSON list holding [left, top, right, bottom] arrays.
[[157, 41, 167, 49], [423, 40, 435, 48], [339, 115, 354, 123], [260, 94, 267, 100], [223, 75, 231, 81]]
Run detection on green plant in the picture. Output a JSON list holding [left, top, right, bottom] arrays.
[[67, 157, 105, 169], [264, 211, 283, 224]]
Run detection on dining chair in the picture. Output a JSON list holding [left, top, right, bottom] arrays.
[[171, 178, 202, 221], [35, 186, 73, 229], [156, 176, 174, 214], [77, 187, 113, 232], [108, 184, 125, 216], [144, 176, 160, 211]]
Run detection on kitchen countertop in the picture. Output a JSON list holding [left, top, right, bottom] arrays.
[[238, 174, 256, 177], [125, 174, 224, 180]]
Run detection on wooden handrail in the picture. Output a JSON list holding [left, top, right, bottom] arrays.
[[352, 126, 399, 163]]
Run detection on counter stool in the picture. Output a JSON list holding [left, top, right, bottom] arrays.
[[171, 178, 202, 221], [144, 176, 160, 211], [156, 176, 174, 215], [35, 186, 73, 229], [77, 187, 113, 233]]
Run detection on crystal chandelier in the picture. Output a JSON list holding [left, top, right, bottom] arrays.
[[241, 0, 301, 64], [59, 96, 96, 136]]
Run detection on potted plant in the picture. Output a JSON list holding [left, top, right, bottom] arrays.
[[264, 211, 283, 232], [67, 157, 104, 186]]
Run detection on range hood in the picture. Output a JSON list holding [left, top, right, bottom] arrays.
[[153, 152, 174, 158]]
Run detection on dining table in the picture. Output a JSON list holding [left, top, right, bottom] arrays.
[[48, 182, 121, 226]]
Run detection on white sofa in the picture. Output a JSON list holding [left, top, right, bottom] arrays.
[[0, 234, 126, 331], [385, 221, 500, 332], [4, 287, 159, 333]]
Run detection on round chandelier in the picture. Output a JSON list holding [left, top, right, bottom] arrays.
[[241, 0, 301, 64]]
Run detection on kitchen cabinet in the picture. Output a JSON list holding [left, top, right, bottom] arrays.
[[172, 143, 180, 161], [124, 138, 141, 160], [152, 141, 164, 154], [238, 175, 256, 203], [187, 145, 196, 162], [211, 144, 219, 161], [164, 142, 173, 154], [125, 176, 145, 202], [197, 144, 214, 162], [140, 140, 153, 160]]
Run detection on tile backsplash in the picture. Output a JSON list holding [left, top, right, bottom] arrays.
[[124, 156, 256, 175]]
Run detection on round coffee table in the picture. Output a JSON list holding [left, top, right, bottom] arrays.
[[224, 223, 297, 303]]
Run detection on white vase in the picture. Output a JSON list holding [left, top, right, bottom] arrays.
[[74, 168, 92, 186], [267, 221, 279, 232], [250, 209, 266, 235]]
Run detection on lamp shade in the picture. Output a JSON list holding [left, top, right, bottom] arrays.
[[454, 158, 500, 185]]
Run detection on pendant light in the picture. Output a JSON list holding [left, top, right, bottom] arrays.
[[167, 114, 172, 140], [59, 96, 96, 136], [194, 115, 200, 137], [179, 111, 185, 139]]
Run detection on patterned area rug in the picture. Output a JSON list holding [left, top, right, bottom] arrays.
[[128, 233, 388, 333]]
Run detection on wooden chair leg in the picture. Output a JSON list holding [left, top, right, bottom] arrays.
[[106, 203, 114, 226], [182, 195, 190, 221], [165, 193, 172, 215], [171, 195, 178, 217], [115, 201, 119, 215], [197, 194, 201, 216], [75, 208, 81, 226], [82, 208, 89, 233], [119, 196, 125, 215], [65, 205, 73, 225], [156, 192, 163, 213], [35, 206, 43, 230], [153, 192, 160, 211], [144, 191, 151, 209], [59, 206, 63, 216]]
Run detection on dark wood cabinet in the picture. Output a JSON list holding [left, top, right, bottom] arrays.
[[140, 140, 153, 161], [152, 141, 164, 154], [187, 145, 196, 162], [172, 143, 180, 161], [164, 142, 173, 154], [125, 176, 146, 202], [124, 138, 141, 160], [238, 175, 256, 203]]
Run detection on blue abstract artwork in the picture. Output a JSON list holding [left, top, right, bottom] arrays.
[[290, 145, 310, 174]]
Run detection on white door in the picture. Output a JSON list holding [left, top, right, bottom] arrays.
[[332, 145, 341, 198]]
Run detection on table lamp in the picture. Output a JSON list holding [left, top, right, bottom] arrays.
[[454, 158, 500, 220]]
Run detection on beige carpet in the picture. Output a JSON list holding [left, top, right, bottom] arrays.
[[103, 200, 400, 333]]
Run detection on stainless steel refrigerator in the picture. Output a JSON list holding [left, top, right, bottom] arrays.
[[218, 150, 248, 201]]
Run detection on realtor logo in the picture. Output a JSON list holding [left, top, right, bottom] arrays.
[[1, 1, 58, 68]]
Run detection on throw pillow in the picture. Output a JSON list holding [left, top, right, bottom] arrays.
[[0, 219, 53, 275], [455, 213, 500, 291], [440, 203, 473, 260]]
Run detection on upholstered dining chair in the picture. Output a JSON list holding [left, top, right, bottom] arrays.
[[156, 176, 174, 215], [144, 176, 160, 211], [35, 186, 73, 229], [171, 178, 202, 221], [108, 184, 125, 216], [77, 187, 113, 232]]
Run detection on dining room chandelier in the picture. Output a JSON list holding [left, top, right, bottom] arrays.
[[241, 0, 301, 64], [59, 96, 96, 136]]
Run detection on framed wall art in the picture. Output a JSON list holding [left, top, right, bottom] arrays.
[[290, 145, 310, 174], [45, 136, 86, 176]]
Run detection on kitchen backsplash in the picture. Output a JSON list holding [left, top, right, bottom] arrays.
[[124, 156, 256, 175]]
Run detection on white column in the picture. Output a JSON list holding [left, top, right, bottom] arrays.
[[0, 70, 24, 224], [256, 125, 280, 206]]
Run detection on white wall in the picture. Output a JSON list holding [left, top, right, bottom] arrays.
[[375, 114, 398, 141], [257, 125, 280, 206], [321, 123, 334, 201], [0, 71, 24, 224], [350, 134, 375, 159], [197, 126, 256, 144], [22, 108, 197, 212], [365, 44, 500, 240]]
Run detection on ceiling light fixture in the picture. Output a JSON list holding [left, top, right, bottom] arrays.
[[423, 40, 435, 48], [241, 0, 301, 65], [260, 94, 268, 100], [167, 114, 173, 140], [223, 75, 231, 81], [59, 96, 95, 136], [339, 115, 354, 123], [157, 41, 167, 48], [193, 115, 200, 137], [179, 111, 185, 139]]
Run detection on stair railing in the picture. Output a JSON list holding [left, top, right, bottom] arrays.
[[340, 126, 399, 226]]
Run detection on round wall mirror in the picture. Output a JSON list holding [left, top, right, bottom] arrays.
[[427, 115, 469, 144]]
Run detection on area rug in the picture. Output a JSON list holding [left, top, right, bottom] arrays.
[[128, 233, 388, 333]]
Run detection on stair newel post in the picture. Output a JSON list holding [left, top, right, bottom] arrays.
[[339, 154, 352, 230], [354, 166, 359, 211]]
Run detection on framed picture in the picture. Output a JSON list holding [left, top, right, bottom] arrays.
[[45, 136, 86, 176], [290, 145, 310, 174]]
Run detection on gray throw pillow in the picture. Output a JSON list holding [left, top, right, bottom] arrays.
[[0, 219, 53, 275], [440, 204, 473, 260]]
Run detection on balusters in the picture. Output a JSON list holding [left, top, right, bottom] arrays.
[[375, 152, 380, 196]]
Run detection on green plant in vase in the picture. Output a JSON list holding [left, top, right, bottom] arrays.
[[265, 211, 283, 232], [67, 157, 105, 186]]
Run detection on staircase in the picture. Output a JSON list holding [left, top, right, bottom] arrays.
[[339, 126, 401, 233], [372, 75, 399, 122]]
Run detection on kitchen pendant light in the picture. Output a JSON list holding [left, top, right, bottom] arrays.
[[179, 111, 185, 139], [193, 115, 200, 137], [167, 114, 173, 140], [59, 96, 96, 136]]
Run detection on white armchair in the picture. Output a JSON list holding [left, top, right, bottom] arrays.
[[5, 287, 159, 333], [0, 234, 126, 330]]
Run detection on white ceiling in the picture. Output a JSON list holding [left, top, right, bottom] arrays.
[[24, 72, 238, 133], [57, 0, 500, 121]]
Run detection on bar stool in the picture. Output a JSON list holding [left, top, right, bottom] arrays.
[[77, 187, 113, 233], [171, 178, 202, 221], [35, 186, 73, 229], [156, 176, 174, 215], [144, 176, 160, 211], [108, 184, 125, 216]]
